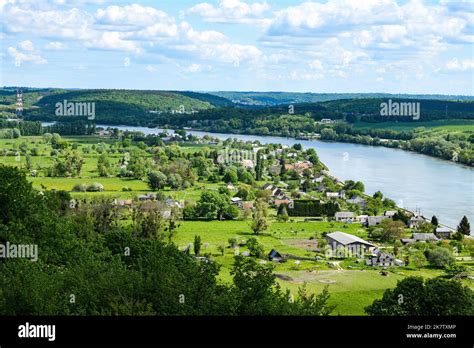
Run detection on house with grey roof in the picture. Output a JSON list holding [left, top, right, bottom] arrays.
[[435, 227, 454, 239], [412, 233, 440, 242], [326, 231, 375, 257], [409, 215, 426, 228], [334, 211, 355, 222], [346, 195, 367, 208]]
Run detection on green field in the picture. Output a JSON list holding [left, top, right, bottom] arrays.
[[171, 220, 456, 315]]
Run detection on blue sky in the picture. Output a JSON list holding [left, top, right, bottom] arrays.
[[0, 0, 472, 94]]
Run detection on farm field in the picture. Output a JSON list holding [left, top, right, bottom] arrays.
[[171, 220, 470, 315]]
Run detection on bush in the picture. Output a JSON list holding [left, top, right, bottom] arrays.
[[425, 247, 455, 268], [72, 184, 87, 192], [246, 237, 265, 258], [86, 183, 104, 192]]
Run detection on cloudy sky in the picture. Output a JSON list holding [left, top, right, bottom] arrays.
[[0, 0, 472, 94]]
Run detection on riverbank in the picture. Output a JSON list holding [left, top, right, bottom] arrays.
[[182, 124, 473, 167], [95, 124, 473, 228]]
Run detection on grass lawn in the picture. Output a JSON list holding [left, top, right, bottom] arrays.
[[171, 220, 466, 315]]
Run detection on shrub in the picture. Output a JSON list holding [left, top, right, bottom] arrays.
[[72, 184, 87, 192], [86, 183, 104, 192], [425, 247, 455, 268]]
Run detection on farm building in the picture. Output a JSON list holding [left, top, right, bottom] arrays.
[[335, 211, 354, 222], [326, 231, 375, 257]]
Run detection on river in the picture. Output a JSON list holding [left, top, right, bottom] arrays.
[[70, 124, 474, 228]]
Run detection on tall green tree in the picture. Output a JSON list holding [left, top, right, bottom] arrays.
[[250, 199, 269, 235], [457, 216, 471, 235], [147, 170, 167, 190], [255, 150, 263, 181], [193, 235, 201, 256]]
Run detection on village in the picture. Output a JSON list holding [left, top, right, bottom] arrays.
[[1, 127, 472, 315]]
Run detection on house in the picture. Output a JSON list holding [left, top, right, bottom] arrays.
[[400, 238, 415, 245], [272, 187, 283, 197], [138, 193, 157, 201], [230, 197, 243, 207], [393, 259, 405, 266], [312, 175, 325, 184], [409, 215, 426, 228], [294, 161, 313, 171], [226, 182, 236, 191], [325, 231, 375, 257], [284, 163, 295, 171], [384, 210, 397, 218], [366, 216, 390, 227], [274, 198, 294, 209], [346, 195, 366, 208], [260, 183, 282, 197], [326, 192, 340, 199], [412, 233, 440, 242], [366, 250, 396, 267], [268, 249, 283, 261], [319, 118, 335, 124], [356, 215, 369, 223], [435, 227, 454, 239], [165, 198, 183, 209], [241, 159, 254, 169], [334, 211, 355, 222], [97, 130, 112, 137], [115, 199, 133, 208]]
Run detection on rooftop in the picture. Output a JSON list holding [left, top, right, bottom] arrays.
[[326, 231, 374, 246]]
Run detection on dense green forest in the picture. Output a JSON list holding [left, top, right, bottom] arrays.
[[210, 91, 474, 106]]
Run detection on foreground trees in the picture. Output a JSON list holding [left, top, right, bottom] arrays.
[[365, 276, 473, 316], [0, 166, 334, 316]]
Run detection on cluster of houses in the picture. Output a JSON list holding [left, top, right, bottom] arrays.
[[401, 226, 455, 244], [261, 183, 294, 208], [230, 197, 254, 210], [333, 210, 395, 226], [113, 195, 183, 219]]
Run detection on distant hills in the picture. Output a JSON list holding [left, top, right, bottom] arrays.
[[209, 91, 474, 106], [0, 88, 231, 124], [1, 87, 473, 126]]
